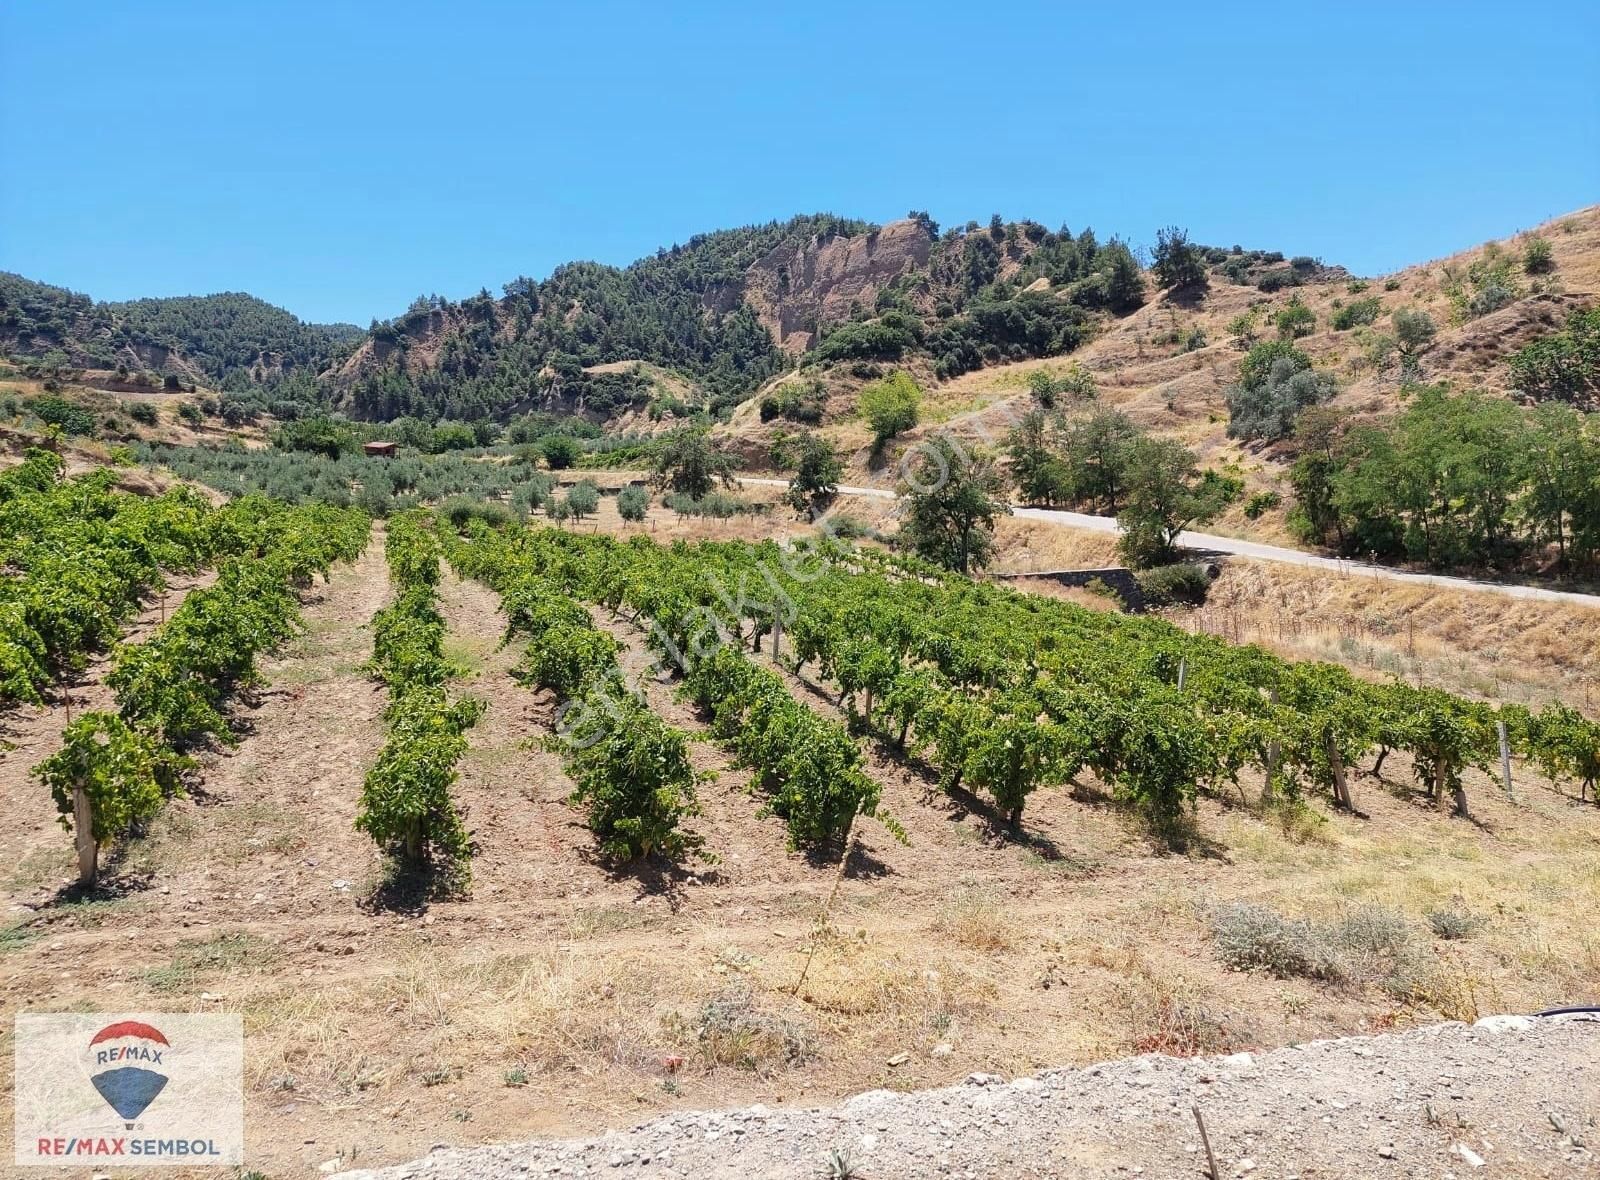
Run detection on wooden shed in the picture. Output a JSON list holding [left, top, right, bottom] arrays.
[[363, 440, 399, 458]]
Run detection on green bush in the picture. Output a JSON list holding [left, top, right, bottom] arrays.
[[29, 395, 96, 436], [1275, 297, 1316, 339], [1135, 563, 1211, 607], [1330, 296, 1382, 331], [1243, 490, 1282, 519], [1523, 236, 1555, 275]]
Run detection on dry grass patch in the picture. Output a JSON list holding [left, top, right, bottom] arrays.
[[932, 881, 1020, 951]]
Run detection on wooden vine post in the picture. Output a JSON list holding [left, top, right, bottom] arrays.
[[1324, 730, 1354, 812], [72, 775, 97, 887]]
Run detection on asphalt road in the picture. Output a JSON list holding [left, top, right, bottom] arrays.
[[738, 477, 1600, 608]]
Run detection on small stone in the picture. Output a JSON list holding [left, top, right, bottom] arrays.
[[931, 1042, 953, 1057], [1378, 1144, 1395, 1159], [886, 1052, 909, 1067], [1453, 1143, 1486, 1167], [1473, 1015, 1535, 1034]]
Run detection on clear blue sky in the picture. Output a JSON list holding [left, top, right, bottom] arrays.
[[2, 1, 1595, 326]]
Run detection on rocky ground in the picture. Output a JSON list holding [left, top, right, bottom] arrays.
[[344, 1016, 1599, 1180]]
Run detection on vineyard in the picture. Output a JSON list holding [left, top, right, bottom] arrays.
[[4, 486, 1600, 1175], [425, 521, 1600, 873], [2, 447, 369, 883]]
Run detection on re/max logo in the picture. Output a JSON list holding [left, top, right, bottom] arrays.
[[94, 1045, 164, 1066], [35, 1138, 224, 1157]]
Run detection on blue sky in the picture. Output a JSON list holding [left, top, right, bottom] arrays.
[[2, 1, 1595, 325]]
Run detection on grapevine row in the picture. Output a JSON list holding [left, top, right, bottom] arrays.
[[446, 523, 704, 862], [453, 526, 1600, 833], [0, 449, 217, 705], [31, 501, 370, 886], [450, 523, 887, 851], [355, 512, 482, 881]]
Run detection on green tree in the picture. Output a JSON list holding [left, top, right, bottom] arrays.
[[1392, 307, 1437, 381], [541, 434, 580, 469], [780, 432, 843, 517], [858, 370, 922, 448], [1508, 307, 1600, 405], [1226, 344, 1335, 442], [1520, 402, 1597, 569], [1116, 437, 1232, 567], [1006, 408, 1068, 505], [1058, 409, 1140, 513], [1151, 226, 1207, 290], [897, 436, 1010, 573], [650, 429, 737, 498], [1099, 240, 1147, 312], [566, 479, 599, 522], [616, 484, 650, 522]]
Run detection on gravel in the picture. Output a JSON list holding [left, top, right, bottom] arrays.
[[345, 1016, 1599, 1180]]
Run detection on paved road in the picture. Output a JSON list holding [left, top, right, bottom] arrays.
[[739, 478, 1600, 608]]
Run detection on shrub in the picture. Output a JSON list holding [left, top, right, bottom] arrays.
[[1275, 297, 1316, 339], [440, 495, 513, 530], [1209, 903, 1344, 981], [29, 395, 96, 436], [1135, 563, 1211, 607], [1256, 270, 1300, 293], [1243, 490, 1282, 519], [557, 690, 702, 862], [759, 379, 827, 424], [1330, 296, 1382, 331], [811, 310, 925, 363], [177, 402, 204, 426], [1426, 905, 1485, 940], [669, 980, 815, 1071], [127, 401, 159, 426], [1523, 236, 1555, 275], [1384, 278, 1401, 291]]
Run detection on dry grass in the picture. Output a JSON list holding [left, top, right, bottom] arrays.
[[931, 881, 1021, 951]]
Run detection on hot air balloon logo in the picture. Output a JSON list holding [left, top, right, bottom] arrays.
[[86, 1021, 171, 1128]]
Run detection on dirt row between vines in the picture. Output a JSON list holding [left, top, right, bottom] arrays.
[[3, 536, 1599, 1179], [0, 569, 219, 896]]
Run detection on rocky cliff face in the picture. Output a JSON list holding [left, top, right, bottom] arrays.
[[740, 219, 933, 352]]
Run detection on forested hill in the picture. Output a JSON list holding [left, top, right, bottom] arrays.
[[331, 212, 1166, 423], [0, 272, 361, 387], [2, 211, 1348, 423]]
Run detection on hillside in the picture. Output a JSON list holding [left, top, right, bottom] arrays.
[[0, 272, 361, 387], [722, 207, 1600, 546]]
